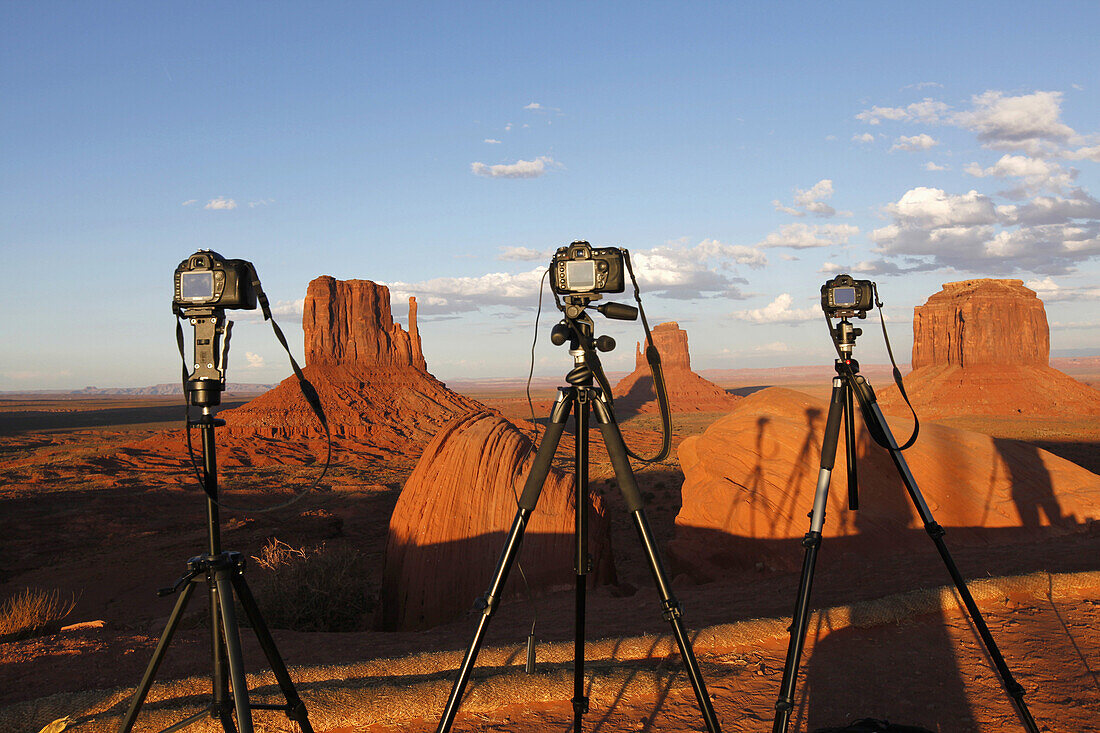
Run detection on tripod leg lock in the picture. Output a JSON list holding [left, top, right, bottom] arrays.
[[473, 593, 497, 618], [774, 697, 793, 713], [925, 521, 946, 539], [286, 699, 310, 722], [661, 599, 684, 622], [801, 531, 822, 549], [572, 695, 590, 715]]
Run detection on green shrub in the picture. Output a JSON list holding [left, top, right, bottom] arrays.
[[0, 588, 77, 642], [249, 538, 375, 632]]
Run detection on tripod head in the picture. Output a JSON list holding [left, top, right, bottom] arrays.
[[831, 317, 862, 359], [551, 293, 637, 354]]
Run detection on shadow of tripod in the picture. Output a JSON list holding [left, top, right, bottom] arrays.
[[771, 316, 1040, 733], [435, 294, 721, 733]]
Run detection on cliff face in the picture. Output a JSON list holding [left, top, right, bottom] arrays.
[[614, 322, 740, 414], [304, 276, 427, 370], [877, 279, 1100, 418], [380, 411, 615, 631], [912, 279, 1048, 369], [221, 275, 479, 452], [669, 387, 1100, 580]]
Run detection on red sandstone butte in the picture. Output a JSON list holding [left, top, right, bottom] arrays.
[[379, 410, 615, 631], [669, 387, 1100, 580], [613, 322, 740, 414], [222, 276, 479, 452], [878, 279, 1100, 417]]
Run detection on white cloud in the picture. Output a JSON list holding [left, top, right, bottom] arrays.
[[758, 222, 859, 249], [484, 138, 502, 144], [270, 299, 305, 317], [498, 246, 547, 261], [731, 293, 818, 324], [205, 197, 237, 210], [470, 156, 558, 179], [891, 133, 938, 152], [1065, 144, 1100, 162], [852, 133, 875, 144], [504, 123, 513, 131], [963, 154, 1075, 193], [773, 179, 850, 218], [245, 352, 265, 368], [387, 267, 548, 314], [883, 187, 998, 228], [182, 199, 197, 206], [856, 98, 949, 125], [924, 161, 947, 171], [248, 198, 274, 208], [523, 102, 543, 110], [954, 90, 1076, 155]]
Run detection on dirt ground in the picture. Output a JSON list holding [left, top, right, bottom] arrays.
[[1, 373, 1099, 732]]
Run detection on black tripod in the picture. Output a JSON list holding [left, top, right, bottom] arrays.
[[771, 318, 1039, 733], [118, 307, 314, 733], [436, 297, 721, 733]]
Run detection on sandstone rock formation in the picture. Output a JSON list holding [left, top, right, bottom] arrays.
[[380, 411, 615, 631], [878, 279, 1100, 417], [614, 322, 740, 414], [222, 276, 480, 453], [669, 387, 1100, 580]]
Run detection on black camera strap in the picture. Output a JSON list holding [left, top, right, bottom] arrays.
[[872, 283, 919, 450], [175, 266, 332, 513], [620, 249, 672, 463]]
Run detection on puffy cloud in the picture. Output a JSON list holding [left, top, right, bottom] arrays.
[[954, 90, 1076, 155], [772, 179, 850, 218], [1065, 144, 1100, 162], [182, 199, 197, 206], [924, 161, 947, 171], [820, 258, 939, 276], [758, 222, 859, 249], [731, 293, 819, 324], [1025, 277, 1100, 301], [963, 153, 1075, 193], [890, 134, 938, 152], [484, 138, 502, 144], [204, 197, 237, 210], [852, 133, 875, 144], [498, 246, 547, 261], [470, 156, 558, 178], [244, 352, 264, 368], [856, 98, 949, 125], [523, 102, 543, 110], [882, 187, 998, 228], [387, 267, 548, 314], [998, 190, 1100, 226]]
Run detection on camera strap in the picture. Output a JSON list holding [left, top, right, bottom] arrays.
[[620, 249, 672, 463], [872, 284, 919, 450], [174, 267, 332, 513]]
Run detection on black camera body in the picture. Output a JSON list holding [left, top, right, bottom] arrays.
[[550, 241, 625, 296], [821, 273, 875, 318], [174, 250, 257, 311]]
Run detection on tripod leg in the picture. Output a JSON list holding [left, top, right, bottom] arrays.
[[860, 395, 1041, 733], [592, 396, 722, 733], [215, 567, 255, 733], [573, 394, 591, 732], [773, 378, 846, 733], [231, 571, 315, 733], [436, 391, 574, 733], [117, 580, 199, 733]]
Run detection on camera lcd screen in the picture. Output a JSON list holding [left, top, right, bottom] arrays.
[[833, 287, 857, 306], [181, 271, 215, 301], [565, 260, 597, 291]]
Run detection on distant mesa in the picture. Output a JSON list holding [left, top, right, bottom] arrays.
[[613, 322, 741, 414], [221, 276, 480, 454], [669, 387, 1100, 580], [379, 410, 615, 631], [878, 278, 1100, 417]]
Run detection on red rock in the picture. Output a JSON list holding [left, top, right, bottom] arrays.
[[669, 387, 1100, 580], [221, 276, 480, 452], [614, 322, 740, 414], [879, 279, 1100, 417], [380, 411, 615, 631]]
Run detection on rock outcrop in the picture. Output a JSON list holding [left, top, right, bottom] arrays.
[[614, 322, 740, 414], [222, 277, 480, 454], [878, 279, 1100, 417], [380, 411, 615, 631], [669, 387, 1100, 580]]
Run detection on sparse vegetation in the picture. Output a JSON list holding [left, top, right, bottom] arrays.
[[249, 537, 375, 632], [0, 587, 77, 642]]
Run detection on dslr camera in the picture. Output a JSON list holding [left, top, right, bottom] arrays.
[[821, 273, 874, 319], [173, 250, 258, 311], [550, 241, 625, 296]]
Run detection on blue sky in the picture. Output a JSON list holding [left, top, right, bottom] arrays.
[[3, 2, 1099, 390]]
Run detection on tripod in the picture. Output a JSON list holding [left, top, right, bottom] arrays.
[[771, 318, 1039, 733], [436, 297, 721, 733], [118, 307, 314, 733]]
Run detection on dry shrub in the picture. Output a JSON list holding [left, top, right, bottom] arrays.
[[249, 538, 375, 632], [0, 588, 77, 642]]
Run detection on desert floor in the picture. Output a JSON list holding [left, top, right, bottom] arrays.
[[2, 367, 1099, 732]]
